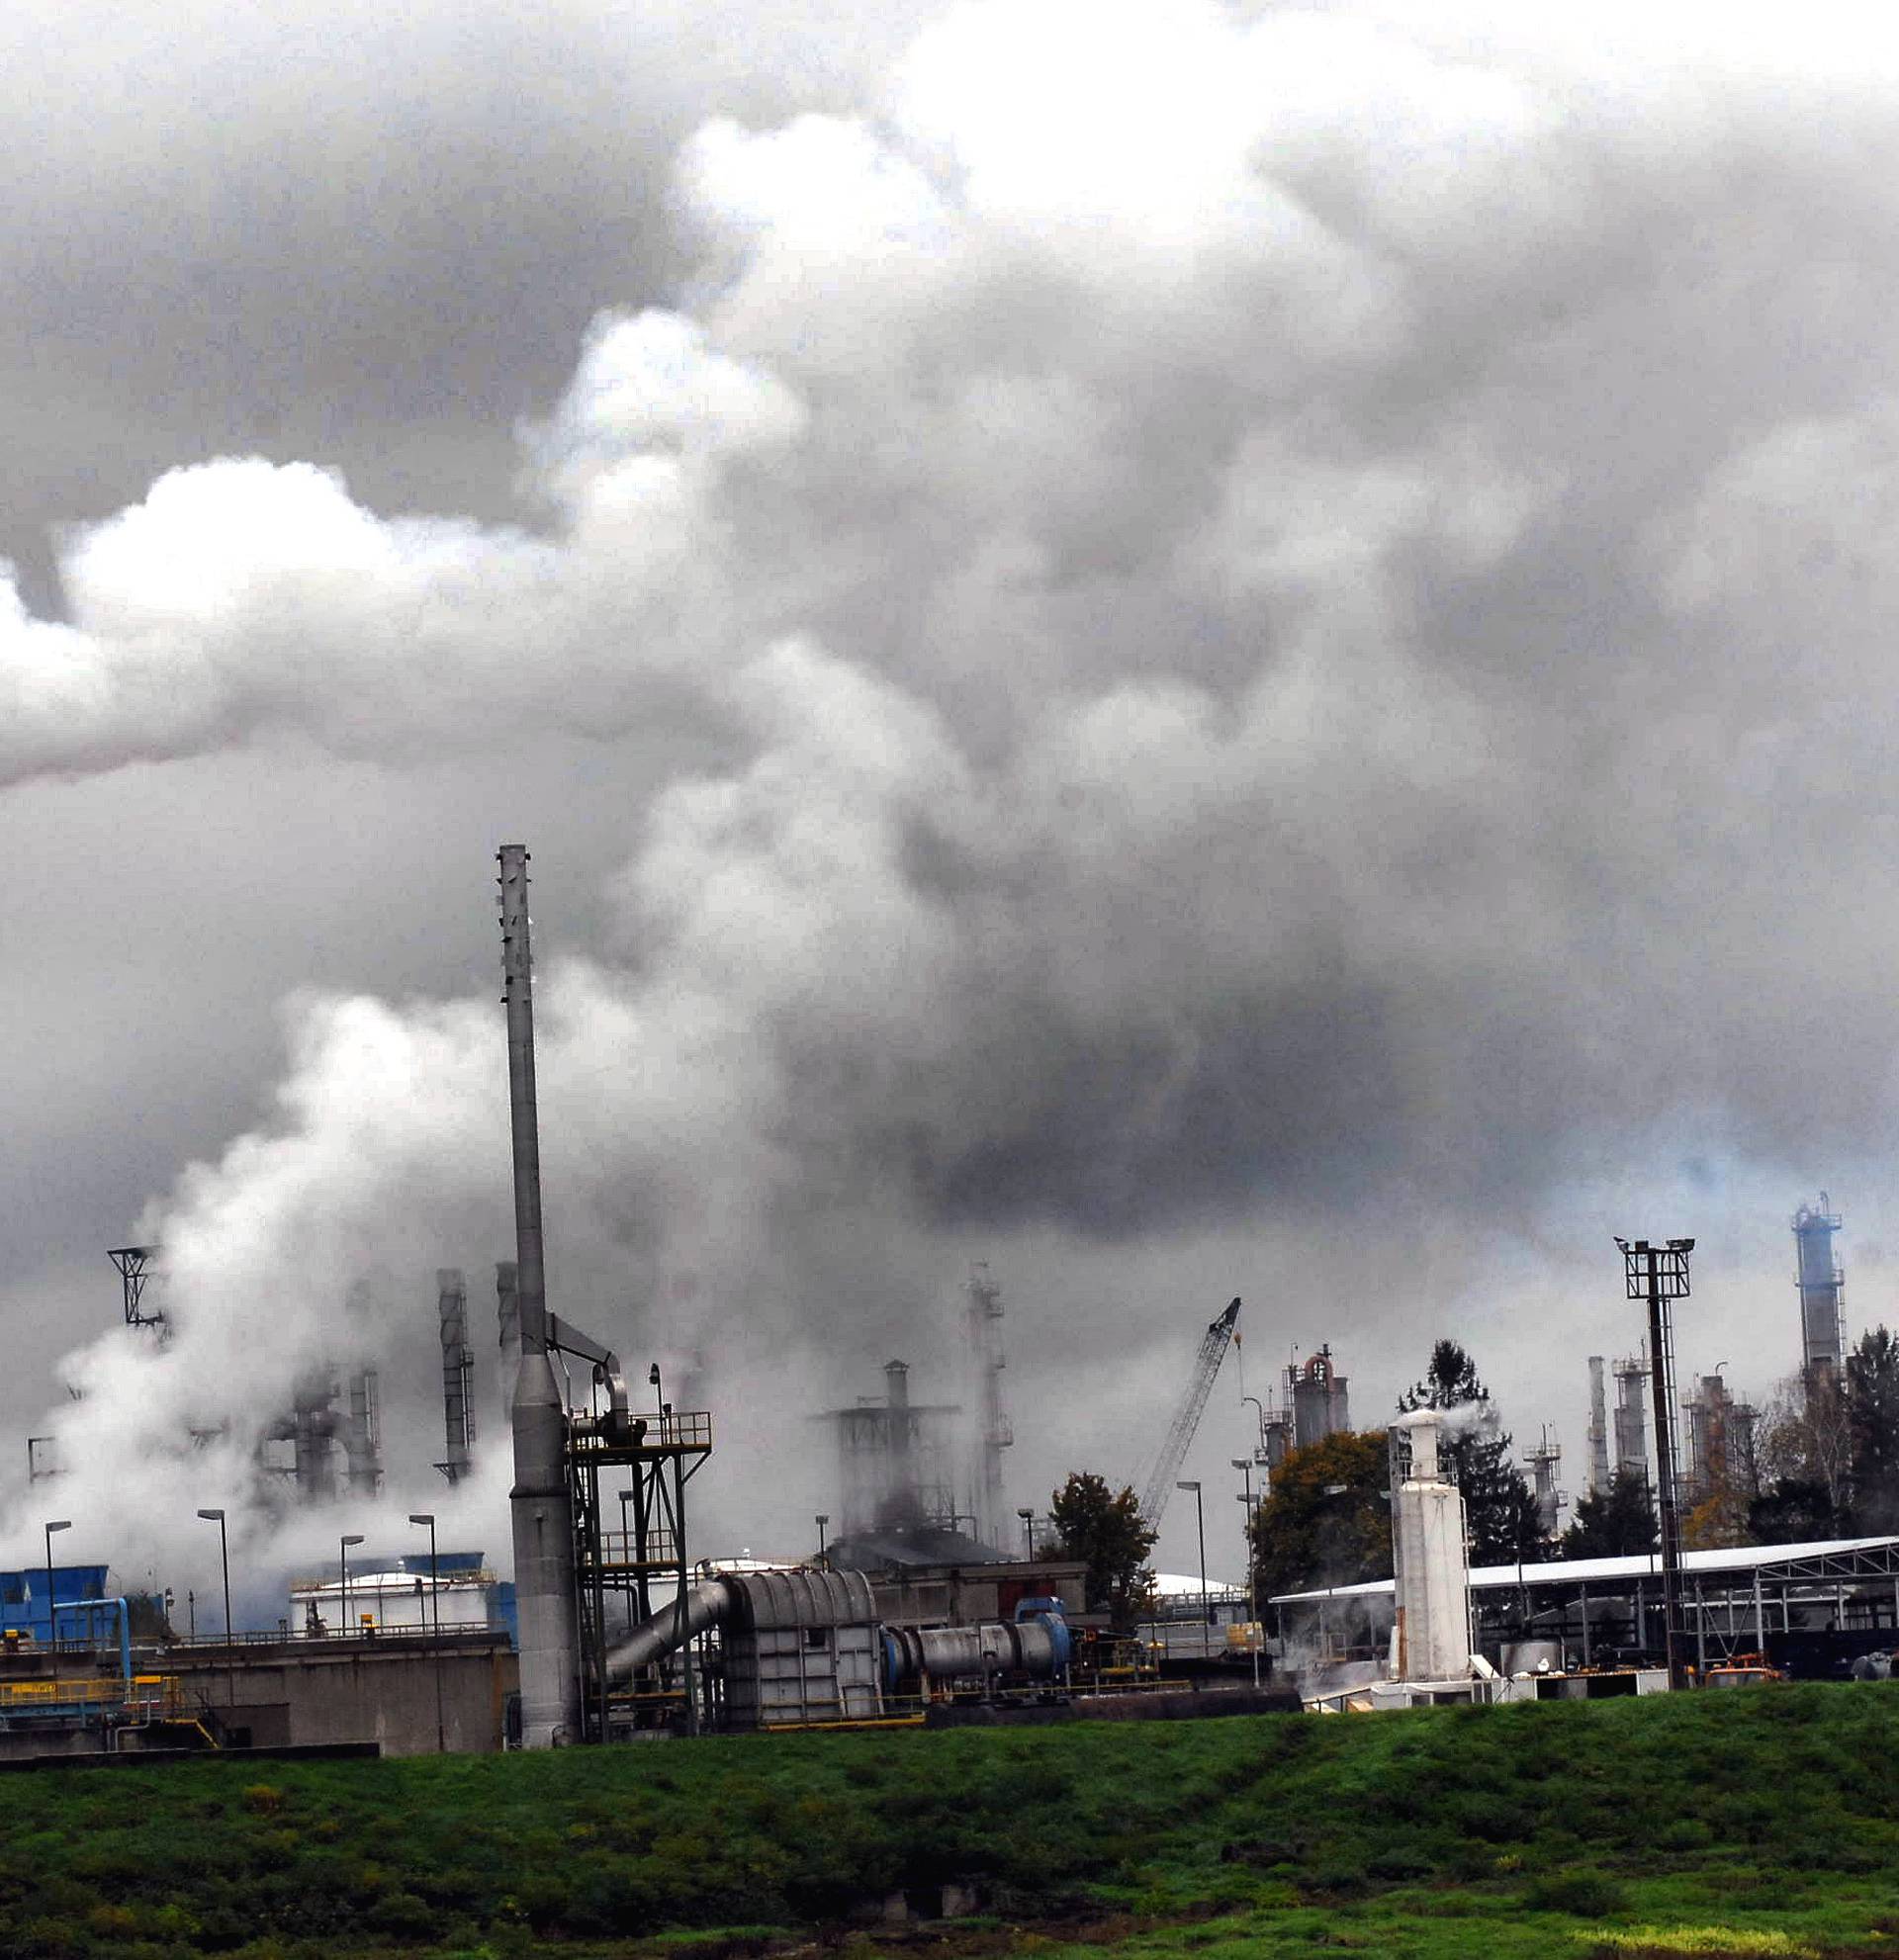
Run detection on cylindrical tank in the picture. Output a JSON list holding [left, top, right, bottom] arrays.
[[1501, 1640, 1564, 1677], [883, 1615, 1071, 1690]]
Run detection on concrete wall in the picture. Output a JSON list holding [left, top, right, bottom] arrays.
[[165, 1633, 517, 1755]]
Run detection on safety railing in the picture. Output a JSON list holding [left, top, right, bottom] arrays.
[[0, 1674, 182, 1714], [592, 1529, 680, 1569]]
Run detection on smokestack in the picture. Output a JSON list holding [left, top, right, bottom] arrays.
[[437, 1268, 475, 1485], [498, 843, 580, 1748], [496, 1261, 520, 1420], [963, 1268, 1012, 1550], [1586, 1356, 1610, 1494]]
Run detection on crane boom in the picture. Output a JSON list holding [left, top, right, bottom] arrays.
[[1137, 1297, 1241, 1529]]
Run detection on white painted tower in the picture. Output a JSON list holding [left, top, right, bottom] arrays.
[[1392, 1410, 1472, 1684]]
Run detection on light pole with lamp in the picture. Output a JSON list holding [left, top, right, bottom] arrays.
[[1615, 1235, 1695, 1691], [1230, 1461, 1261, 1689], [1176, 1481, 1208, 1657], [42, 1520, 69, 1657], [814, 1515, 828, 1567], [407, 1513, 446, 1753], [196, 1508, 235, 1710], [339, 1534, 364, 1637], [1241, 1394, 1271, 1465], [1017, 1507, 1036, 1559]]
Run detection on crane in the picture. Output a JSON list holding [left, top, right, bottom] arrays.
[[1137, 1296, 1241, 1530]]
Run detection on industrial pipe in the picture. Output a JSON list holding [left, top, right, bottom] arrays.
[[605, 1578, 735, 1683], [882, 1614, 1071, 1690]]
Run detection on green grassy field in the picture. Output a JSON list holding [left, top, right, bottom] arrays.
[[2, 1685, 1898, 1958]]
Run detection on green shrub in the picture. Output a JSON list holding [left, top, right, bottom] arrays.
[[1524, 1870, 1628, 1916]]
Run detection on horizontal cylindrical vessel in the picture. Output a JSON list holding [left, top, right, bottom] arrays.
[[882, 1616, 1071, 1688]]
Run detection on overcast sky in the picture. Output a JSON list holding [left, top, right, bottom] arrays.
[[4, 0, 1899, 1607]]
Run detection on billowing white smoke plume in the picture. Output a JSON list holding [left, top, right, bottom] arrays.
[[10, 0, 1899, 1591]]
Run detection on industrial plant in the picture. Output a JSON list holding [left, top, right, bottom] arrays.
[[0, 852, 1895, 1762]]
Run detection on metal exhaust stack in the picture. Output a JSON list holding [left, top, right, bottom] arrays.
[[498, 844, 581, 1747], [437, 1270, 475, 1485]]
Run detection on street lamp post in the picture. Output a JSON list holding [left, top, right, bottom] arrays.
[[339, 1534, 364, 1638], [1177, 1481, 1208, 1657], [408, 1513, 445, 1753], [814, 1515, 828, 1567], [1231, 1461, 1261, 1689], [42, 1520, 70, 1658], [1018, 1507, 1036, 1559], [1241, 1394, 1271, 1465], [196, 1508, 234, 1710]]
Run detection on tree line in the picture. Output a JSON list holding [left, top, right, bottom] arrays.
[[1038, 1326, 1899, 1620]]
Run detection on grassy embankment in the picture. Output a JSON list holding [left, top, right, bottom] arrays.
[[3, 1685, 1899, 1959]]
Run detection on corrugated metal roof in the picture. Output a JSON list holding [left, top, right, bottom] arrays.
[[1269, 1534, 1899, 1605]]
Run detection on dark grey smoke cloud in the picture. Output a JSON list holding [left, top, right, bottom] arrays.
[[6, 0, 1899, 1583]]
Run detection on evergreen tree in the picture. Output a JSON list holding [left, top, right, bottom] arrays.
[[1749, 1475, 1849, 1546], [1562, 1470, 1659, 1559], [1847, 1326, 1899, 1533], [1247, 1428, 1392, 1602], [1047, 1472, 1157, 1629], [1397, 1339, 1547, 1564]]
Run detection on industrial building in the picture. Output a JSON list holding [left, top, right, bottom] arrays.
[[1274, 1535, 1899, 1688], [32, 848, 1884, 1759], [0, 1561, 114, 1645], [819, 1359, 996, 1566]]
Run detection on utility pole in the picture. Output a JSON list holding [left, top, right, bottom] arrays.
[[1616, 1237, 1694, 1692]]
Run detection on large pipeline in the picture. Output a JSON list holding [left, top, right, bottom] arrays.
[[607, 1578, 736, 1683]]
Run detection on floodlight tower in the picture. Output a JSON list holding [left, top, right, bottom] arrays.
[[1615, 1236, 1694, 1691]]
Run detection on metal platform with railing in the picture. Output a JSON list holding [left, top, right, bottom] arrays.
[[571, 1406, 715, 1740]]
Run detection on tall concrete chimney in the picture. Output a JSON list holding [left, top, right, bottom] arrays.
[[498, 844, 580, 1748]]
